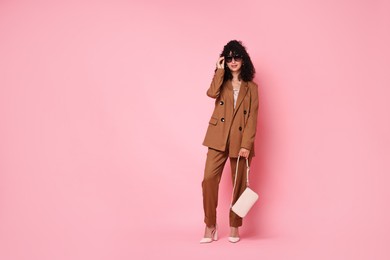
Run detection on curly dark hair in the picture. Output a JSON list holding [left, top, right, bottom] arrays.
[[219, 40, 255, 82]]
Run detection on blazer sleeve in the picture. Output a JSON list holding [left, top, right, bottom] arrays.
[[206, 69, 224, 98], [241, 83, 259, 151]]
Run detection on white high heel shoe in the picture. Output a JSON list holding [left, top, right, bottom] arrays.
[[228, 227, 240, 243], [228, 236, 240, 243], [200, 225, 218, 243]]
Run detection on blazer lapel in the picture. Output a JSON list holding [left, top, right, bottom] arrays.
[[233, 81, 248, 117]]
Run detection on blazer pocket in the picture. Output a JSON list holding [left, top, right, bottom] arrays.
[[209, 116, 218, 126]]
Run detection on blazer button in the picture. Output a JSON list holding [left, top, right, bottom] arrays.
[[221, 118, 225, 122], [244, 110, 247, 115], [239, 126, 242, 131], [219, 101, 224, 105]]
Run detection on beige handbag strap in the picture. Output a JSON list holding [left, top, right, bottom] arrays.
[[230, 155, 250, 208]]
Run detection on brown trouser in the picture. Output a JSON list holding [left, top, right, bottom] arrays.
[[202, 147, 252, 228]]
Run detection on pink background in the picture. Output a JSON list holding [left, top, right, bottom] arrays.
[[1, 0, 390, 259]]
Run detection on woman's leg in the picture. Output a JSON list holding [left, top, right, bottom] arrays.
[[202, 148, 228, 227]]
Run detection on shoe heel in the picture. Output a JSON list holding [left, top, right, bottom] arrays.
[[213, 229, 218, 241]]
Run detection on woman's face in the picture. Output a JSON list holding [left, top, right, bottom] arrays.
[[225, 51, 243, 73]]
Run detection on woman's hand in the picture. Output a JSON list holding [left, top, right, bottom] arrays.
[[238, 148, 250, 158], [216, 56, 225, 69]]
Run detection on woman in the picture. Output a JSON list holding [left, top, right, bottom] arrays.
[[200, 40, 258, 243]]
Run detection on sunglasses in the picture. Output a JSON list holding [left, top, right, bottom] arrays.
[[225, 55, 243, 63]]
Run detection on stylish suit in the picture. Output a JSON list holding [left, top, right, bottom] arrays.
[[202, 69, 259, 157], [202, 68, 259, 227]]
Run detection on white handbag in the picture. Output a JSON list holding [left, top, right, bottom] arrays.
[[231, 156, 259, 218]]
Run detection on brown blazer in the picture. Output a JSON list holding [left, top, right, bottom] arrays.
[[203, 69, 259, 157]]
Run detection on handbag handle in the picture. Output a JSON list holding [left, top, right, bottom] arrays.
[[230, 155, 250, 208]]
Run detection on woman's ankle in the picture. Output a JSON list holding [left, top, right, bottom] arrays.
[[229, 227, 239, 237]]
